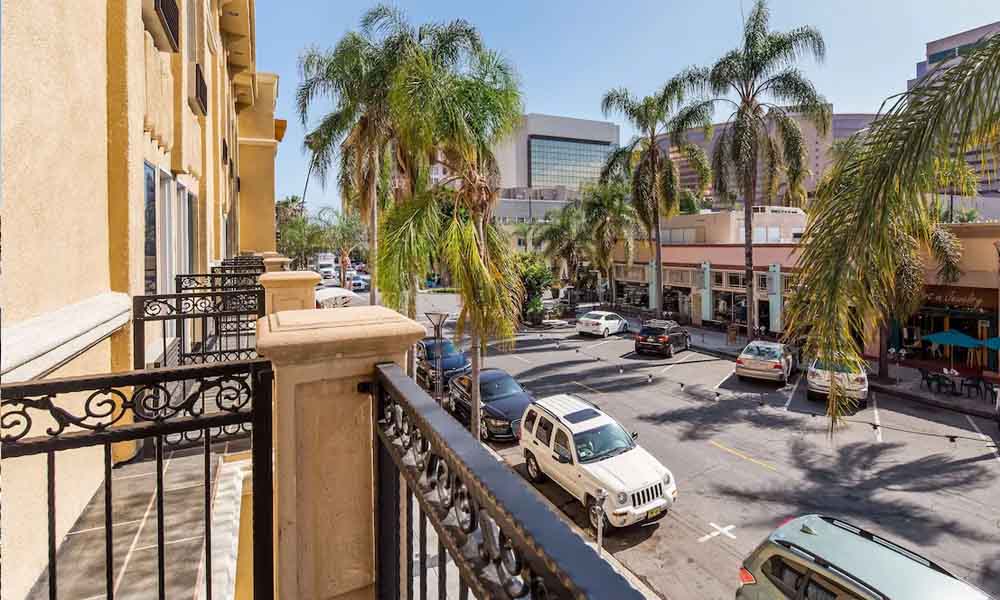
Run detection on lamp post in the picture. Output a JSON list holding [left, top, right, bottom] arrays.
[[425, 311, 449, 405]]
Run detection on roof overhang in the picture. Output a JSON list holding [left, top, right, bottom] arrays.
[[220, 0, 255, 76]]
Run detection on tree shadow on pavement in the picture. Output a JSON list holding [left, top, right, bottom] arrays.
[[714, 438, 998, 550], [637, 393, 823, 441]]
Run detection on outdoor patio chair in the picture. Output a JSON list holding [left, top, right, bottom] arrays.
[[960, 377, 984, 398], [918, 368, 934, 390]]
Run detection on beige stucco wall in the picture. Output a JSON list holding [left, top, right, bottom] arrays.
[[0, 341, 111, 600], [1, 0, 112, 324], [237, 73, 280, 253]]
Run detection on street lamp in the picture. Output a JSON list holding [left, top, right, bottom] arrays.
[[425, 311, 449, 404]]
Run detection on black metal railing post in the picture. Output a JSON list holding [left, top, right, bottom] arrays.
[[251, 364, 275, 600], [373, 375, 402, 600]]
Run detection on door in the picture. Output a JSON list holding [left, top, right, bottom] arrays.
[[533, 416, 556, 476], [669, 326, 684, 348], [551, 427, 581, 500], [451, 375, 472, 423]]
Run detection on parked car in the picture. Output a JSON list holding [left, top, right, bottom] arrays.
[[736, 514, 992, 600], [735, 341, 796, 384], [576, 311, 629, 338], [415, 337, 471, 392], [519, 394, 677, 530], [448, 368, 534, 441], [351, 274, 370, 292], [806, 358, 869, 409], [634, 319, 691, 357]]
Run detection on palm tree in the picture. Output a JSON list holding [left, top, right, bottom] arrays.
[[537, 204, 591, 288], [512, 221, 542, 252], [389, 44, 523, 439], [600, 86, 710, 315], [378, 188, 441, 318], [296, 5, 481, 305], [319, 208, 367, 288], [278, 214, 326, 270], [785, 32, 999, 421], [671, 0, 831, 336], [582, 180, 637, 303]]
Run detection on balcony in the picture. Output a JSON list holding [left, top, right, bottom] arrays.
[[1, 265, 642, 599]]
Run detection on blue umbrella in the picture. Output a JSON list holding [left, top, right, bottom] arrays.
[[986, 337, 1000, 351], [922, 330, 984, 371]]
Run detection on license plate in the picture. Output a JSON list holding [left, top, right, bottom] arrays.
[[646, 337, 656, 342], [646, 506, 663, 519]]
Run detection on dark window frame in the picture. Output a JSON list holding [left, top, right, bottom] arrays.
[[536, 417, 554, 446]]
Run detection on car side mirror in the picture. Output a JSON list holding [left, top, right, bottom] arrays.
[[630, 431, 639, 441], [553, 453, 571, 464]]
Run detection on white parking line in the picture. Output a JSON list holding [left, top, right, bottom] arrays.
[[872, 393, 883, 442], [783, 374, 803, 410], [660, 352, 695, 374], [574, 381, 603, 395], [965, 415, 1000, 465], [713, 371, 733, 390], [586, 338, 618, 351], [697, 522, 737, 542]]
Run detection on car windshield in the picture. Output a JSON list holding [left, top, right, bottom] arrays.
[[639, 326, 665, 336], [573, 423, 635, 463], [743, 344, 782, 360], [581, 312, 604, 320], [481, 375, 523, 401], [813, 359, 858, 373], [424, 340, 460, 360]]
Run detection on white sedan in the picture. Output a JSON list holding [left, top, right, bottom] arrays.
[[576, 311, 629, 338]]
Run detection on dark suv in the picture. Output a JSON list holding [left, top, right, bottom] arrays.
[[634, 320, 691, 357], [415, 337, 471, 393]]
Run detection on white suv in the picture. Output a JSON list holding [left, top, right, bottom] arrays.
[[519, 394, 678, 530]]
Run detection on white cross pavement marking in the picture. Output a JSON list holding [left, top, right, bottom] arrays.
[[697, 522, 737, 542], [660, 352, 695, 374], [784, 374, 803, 410], [872, 393, 883, 442], [965, 415, 1000, 465]]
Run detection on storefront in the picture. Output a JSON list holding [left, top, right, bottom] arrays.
[[664, 286, 693, 322], [893, 285, 998, 370]]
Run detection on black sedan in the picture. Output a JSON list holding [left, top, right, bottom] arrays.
[[448, 368, 534, 441], [415, 337, 471, 393]]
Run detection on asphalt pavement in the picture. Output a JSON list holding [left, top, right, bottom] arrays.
[[478, 328, 1000, 600]]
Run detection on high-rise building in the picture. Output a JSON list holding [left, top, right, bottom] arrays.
[[908, 21, 1000, 198], [665, 109, 875, 208], [494, 113, 620, 191]]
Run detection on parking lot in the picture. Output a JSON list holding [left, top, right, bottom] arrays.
[[469, 327, 1000, 599]]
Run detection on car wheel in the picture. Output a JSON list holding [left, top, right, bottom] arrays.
[[622, 323, 629, 334], [684, 336, 690, 351], [480, 420, 489, 441], [525, 453, 545, 483], [603, 328, 610, 338], [586, 496, 613, 534], [666, 343, 674, 358]]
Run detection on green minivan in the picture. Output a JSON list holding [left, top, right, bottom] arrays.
[[736, 515, 992, 600]]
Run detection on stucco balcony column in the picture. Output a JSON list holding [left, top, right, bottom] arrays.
[[256, 306, 425, 600], [259, 271, 319, 316], [263, 256, 292, 272]]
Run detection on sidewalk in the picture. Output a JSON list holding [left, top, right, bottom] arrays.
[[682, 324, 999, 421]]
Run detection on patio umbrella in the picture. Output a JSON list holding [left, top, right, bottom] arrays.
[[921, 330, 984, 371], [985, 337, 1000, 351]]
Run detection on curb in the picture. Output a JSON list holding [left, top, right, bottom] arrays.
[[869, 383, 997, 420], [690, 344, 740, 361]]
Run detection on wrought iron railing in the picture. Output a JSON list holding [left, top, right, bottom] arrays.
[[175, 271, 262, 293], [0, 359, 274, 600], [373, 363, 643, 599]]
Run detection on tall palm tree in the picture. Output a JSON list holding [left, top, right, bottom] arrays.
[[296, 5, 481, 305], [582, 180, 637, 303], [785, 32, 999, 422], [319, 208, 367, 289], [278, 214, 326, 270], [389, 45, 523, 439], [512, 220, 542, 252], [671, 0, 831, 335], [378, 187, 441, 319], [537, 204, 591, 288], [600, 86, 710, 315]]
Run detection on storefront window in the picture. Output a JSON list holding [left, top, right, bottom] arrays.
[[727, 272, 746, 288], [713, 271, 724, 287]]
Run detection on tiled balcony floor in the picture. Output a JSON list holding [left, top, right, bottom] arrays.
[[26, 437, 250, 600]]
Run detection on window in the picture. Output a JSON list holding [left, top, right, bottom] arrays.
[[536, 417, 554, 446], [143, 163, 158, 294], [523, 409, 538, 434], [528, 136, 615, 190], [553, 430, 572, 462], [157, 171, 174, 292], [757, 274, 768, 291], [713, 271, 724, 287], [763, 556, 805, 598], [187, 193, 197, 272], [517, 238, 526, 248], [727, 272, 745, 288]]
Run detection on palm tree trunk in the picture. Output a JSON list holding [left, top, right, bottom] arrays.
[[650, 139, 664, 316], [368, 148, 379, 306], [878, 322, 890, 381], [407, 272, 418, 320], [745, 162, 757, 339]]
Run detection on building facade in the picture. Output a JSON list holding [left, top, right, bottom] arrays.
[[1, 1, 282, 596], [666, 110, 876, 208], [494, 113, 620, 191], [908, 21, 1000, 200]]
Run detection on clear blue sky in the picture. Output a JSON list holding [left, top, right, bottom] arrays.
[[254, 0, 1000, 212]]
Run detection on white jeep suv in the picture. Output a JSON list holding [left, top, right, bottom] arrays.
[[519, 394, 678, 530]]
